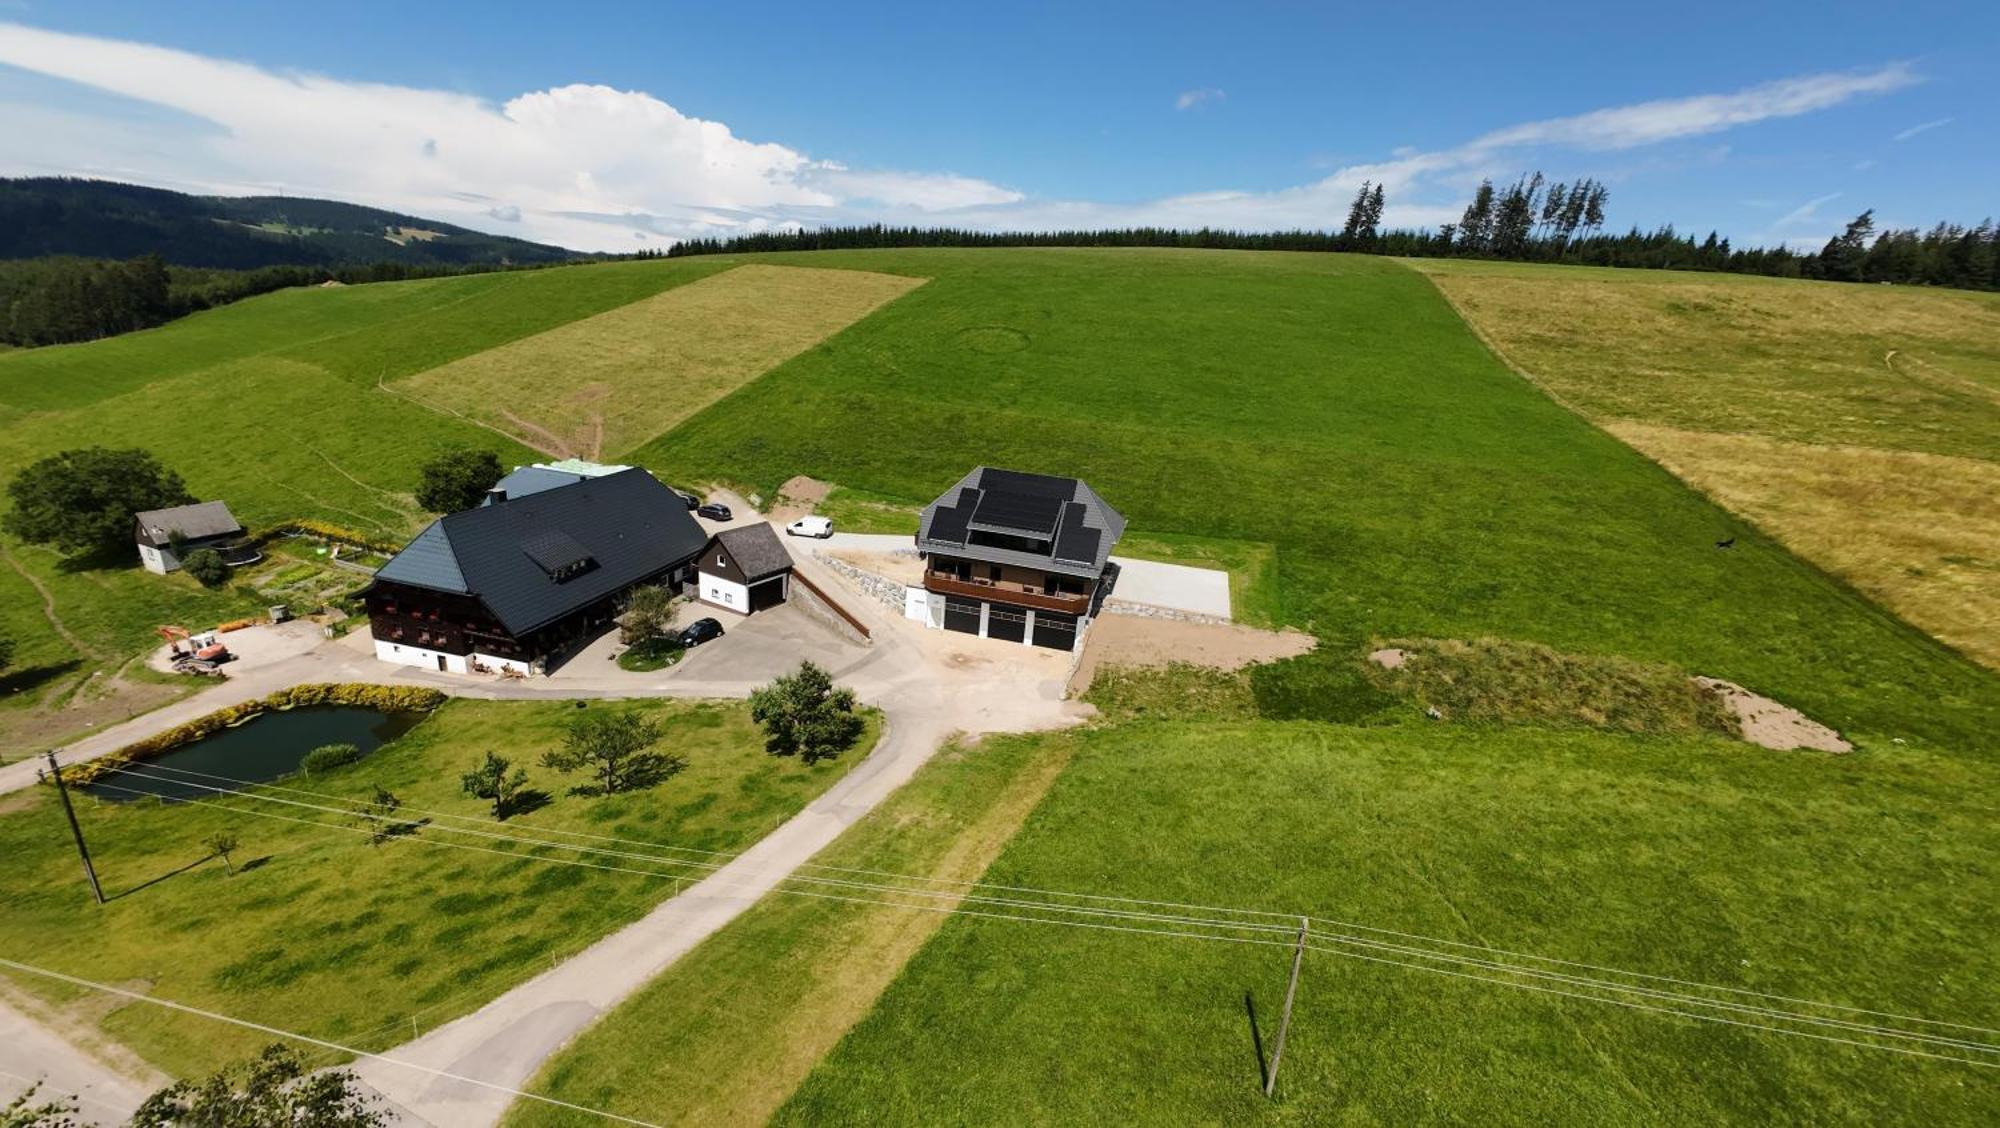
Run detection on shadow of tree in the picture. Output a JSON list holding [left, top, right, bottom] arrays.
[[496, 789, 552, 820], [0, 659, 83, 697]]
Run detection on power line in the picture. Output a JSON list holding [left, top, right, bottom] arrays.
[[115, 759, 2000, 1038], [85, 770, 2000, 1067], [0, 957, 667, 1127]]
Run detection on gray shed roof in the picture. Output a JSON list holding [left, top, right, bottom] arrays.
[[711, 524, 794, 582], [373, 468, 707, 636], [134, 501, 242, 547], [916, 467, 1125, 578], [487, 466, 587, 504]]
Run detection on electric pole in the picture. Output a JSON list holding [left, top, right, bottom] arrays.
[[45, 752, 104, 904], [1264, 916, 1308, 1098]]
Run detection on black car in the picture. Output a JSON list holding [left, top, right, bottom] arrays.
[[678, 492, 700, 510], [697, 502, 733, 521], [678, 617, 725, 647]]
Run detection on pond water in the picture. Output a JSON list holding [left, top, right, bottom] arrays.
[[84, 706, 427, 803]]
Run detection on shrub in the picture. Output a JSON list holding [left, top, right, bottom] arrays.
[[180, 547, 229, 587], [415, 448, 503, 513], [300, 743, 362, 773], [1249, 650, 1401, 724], [1364, 637, 1735, 736], [1083, 663, 1257, 722]]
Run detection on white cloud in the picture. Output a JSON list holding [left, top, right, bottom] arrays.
[[0, 23, 1923, 248], [1852, 158, 1878, 171], [1174, 87, 1224, 111], [1892, 116, 1951, 141], [0, 22, 1018, 250], [1775, 191, 1842, 228]]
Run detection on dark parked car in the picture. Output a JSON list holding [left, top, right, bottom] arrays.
[[697, 503, 733, 521], [678, 492, 700, 510], [678, 617, 725, 647]]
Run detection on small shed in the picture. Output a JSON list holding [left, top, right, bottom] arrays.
[[698, 524, 794, 614], [134, 501, 250, 575]]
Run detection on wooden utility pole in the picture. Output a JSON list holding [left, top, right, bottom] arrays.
[[45, 752, 104, 905], [1264, 916, 1309, 1098]]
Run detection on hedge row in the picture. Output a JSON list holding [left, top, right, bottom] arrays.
[[254, 518, 406, 556], [62, 683, 445, 786]]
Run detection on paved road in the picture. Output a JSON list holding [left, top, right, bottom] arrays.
[[0, 995, 160, 1127], [352, 550, 1083, 1125], [2, 521, 1083, 1125]]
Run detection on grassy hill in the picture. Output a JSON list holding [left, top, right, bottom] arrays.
[[0, 178, 581, 269], [1, 246, 1995, 1118]]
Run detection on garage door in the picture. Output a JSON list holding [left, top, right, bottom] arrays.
[[986, 605, 1028, 644], [748, 575, 786, 612], [1031, 611, 1078, 650], [943, 596, 983, 635]]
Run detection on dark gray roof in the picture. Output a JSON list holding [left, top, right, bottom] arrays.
[[712, 524, 793, 582], [487, 466, 587, 503], [134, 501, 242, 546], [374, 468, 706, 635], [916, 467, 1125, 577]]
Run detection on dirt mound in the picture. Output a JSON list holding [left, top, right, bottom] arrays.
[[1367, 647, 1408, 669], [1694, 677, 1852, 752], [772, 475, 832, 522]]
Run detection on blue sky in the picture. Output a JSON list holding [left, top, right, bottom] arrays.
[[0, 1, 1992, 251]]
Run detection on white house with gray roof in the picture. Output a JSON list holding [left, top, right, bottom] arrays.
[[134, 500, 253, 574]]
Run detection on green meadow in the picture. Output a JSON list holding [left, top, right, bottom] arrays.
[[637, 248, 1994, 751], [0, 697, 871, 1077]]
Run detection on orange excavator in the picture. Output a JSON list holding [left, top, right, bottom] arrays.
[[158, 625, 232, 674]]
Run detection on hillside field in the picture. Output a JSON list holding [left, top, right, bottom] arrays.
[[1413, 259, 2000, 668], [636, 248, 1994, 752]]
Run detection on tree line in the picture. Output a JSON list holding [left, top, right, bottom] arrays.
[[0, 254, 634, 347], [667, 175, 2000, 293]]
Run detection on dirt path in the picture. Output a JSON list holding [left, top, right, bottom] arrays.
[[1070, 613, 1315, 692], [2, 544, 96, 658]]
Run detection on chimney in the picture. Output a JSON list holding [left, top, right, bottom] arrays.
[[486, 486, 507, 505]]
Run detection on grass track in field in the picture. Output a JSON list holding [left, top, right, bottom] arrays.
[[773, 721, 2000, 1126], [504, 733, 1077, 1128], [395, 264, 925, 459], [1412, 259, 2000, 668], [0, 697, 872, 1077], [631, 248, 1996, 751]]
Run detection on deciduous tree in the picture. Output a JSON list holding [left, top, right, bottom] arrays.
[[130, 1045, 385, 1128], [203, 832, 240, 875], [749, 661, 864, 765], [180, 547, 229, 588], [415, 447, 503, 514], [461, 751, 531, 819], [542, 709, 684, 794], [2, 447, 192, 557]]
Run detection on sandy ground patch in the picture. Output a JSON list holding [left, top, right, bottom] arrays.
[[1611, 422, 2000, 669], [1695, 676, 1852, 752], [770, 475, 832, 523], [394, 264, 924, 459], [826, 547, 923, 584], [1070, 614, 1314, 693]]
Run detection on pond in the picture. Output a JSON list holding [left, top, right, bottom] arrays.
[[85, 706, 427, 803]]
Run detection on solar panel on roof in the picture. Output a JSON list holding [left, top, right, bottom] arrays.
[[1052, 502, 1101, 565], [979, 468, 1074, 499], [971, 489, 1063, 536], [928, 502, 973, 545]]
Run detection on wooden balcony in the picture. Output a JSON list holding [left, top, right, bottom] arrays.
[[925, 572, 1090, 615]]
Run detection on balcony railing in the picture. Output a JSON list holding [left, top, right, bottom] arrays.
[[924, 572, 1090, 615]]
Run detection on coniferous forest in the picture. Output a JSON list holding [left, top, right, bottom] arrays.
[[669, 174, 2000, 293]]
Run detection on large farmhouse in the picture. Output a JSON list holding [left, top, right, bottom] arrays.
[[908, 467, 1125, 651], [365, 468, 707, 674]]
